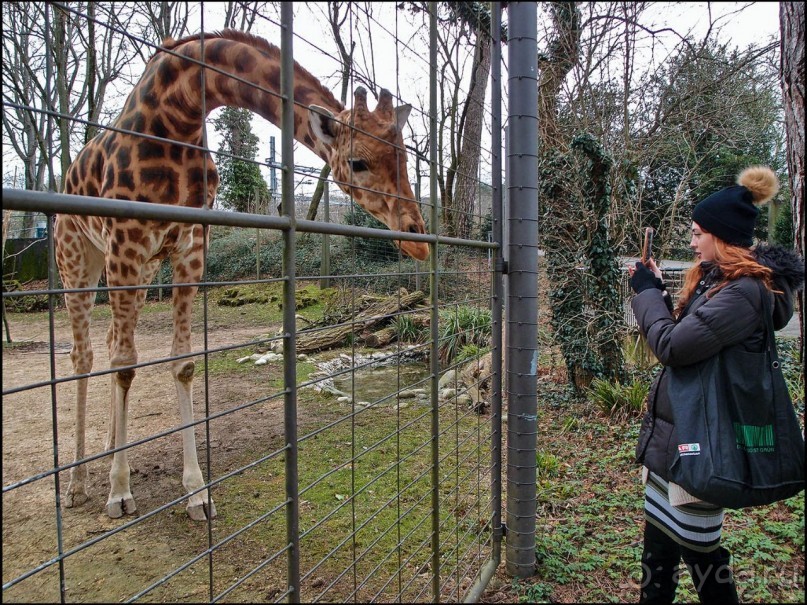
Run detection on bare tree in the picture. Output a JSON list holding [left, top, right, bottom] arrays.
[[2, 3, 53, 195], [223, 1, 273, 31], [306, 1, 355, 222], [780, 1, 805, 364], [128, 1, 193, 63], [446, 2, 493, 240], [2, 2, 141, 196]]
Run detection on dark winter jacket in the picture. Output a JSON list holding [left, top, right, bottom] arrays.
[[632, 244, 804, 481]]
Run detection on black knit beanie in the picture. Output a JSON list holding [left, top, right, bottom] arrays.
[[691, 166, 780, 247]]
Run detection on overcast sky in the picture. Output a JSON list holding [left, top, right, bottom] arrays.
[[211, 2, 783, 201], [2, 2, 783, 201]]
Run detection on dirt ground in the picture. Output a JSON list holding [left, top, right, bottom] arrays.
[[3, 298, 492, 603], [2, 304, 293, 602]]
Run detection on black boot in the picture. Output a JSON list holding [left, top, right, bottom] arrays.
[[640, 522, 681, 604], [683, 546, 739, 604]]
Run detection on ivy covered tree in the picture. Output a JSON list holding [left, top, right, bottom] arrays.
[[212, 107, 270, 213]]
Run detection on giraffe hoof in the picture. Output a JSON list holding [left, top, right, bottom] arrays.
[[187, 500, 216, 521], [65, 491, 89, 508], [106, 496, 137, 518]]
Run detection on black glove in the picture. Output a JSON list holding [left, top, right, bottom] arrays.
[[630, 261, 663, 294]]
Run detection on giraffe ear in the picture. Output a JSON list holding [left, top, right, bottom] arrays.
[[309, 105, 340, 145], [395, 104, 412, 131]]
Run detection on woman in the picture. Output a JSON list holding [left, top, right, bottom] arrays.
[[628, 166, 804, 603]]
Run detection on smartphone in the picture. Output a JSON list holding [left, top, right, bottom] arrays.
[[641, 227, 655, 264]]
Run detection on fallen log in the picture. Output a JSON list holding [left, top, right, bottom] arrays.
[[362, 326, 397, 348], [296, 289, 425, 353]]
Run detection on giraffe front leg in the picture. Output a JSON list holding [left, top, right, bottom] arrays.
[[65, 370, 90, 508], [171, 278, 216, 521], [106, 367, 137, 518], [174, 360, 216, 521], [62, 283, 102, 509]]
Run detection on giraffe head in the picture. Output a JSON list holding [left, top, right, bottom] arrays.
[[309, 87, 430, 261]]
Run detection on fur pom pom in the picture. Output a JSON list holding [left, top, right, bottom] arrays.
[[737, 166, 779, 205]]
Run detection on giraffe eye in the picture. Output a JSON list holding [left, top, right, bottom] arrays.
[[349, 159, 369, 173]]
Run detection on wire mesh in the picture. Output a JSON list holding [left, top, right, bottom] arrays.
[[2, 2, 505, 602]]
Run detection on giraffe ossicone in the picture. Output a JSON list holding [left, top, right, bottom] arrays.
[[56, 29, 428, 521]]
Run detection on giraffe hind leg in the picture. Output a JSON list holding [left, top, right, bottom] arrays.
[[105, 257, 166, 518]]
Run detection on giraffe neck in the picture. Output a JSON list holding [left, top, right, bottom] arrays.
[[130, 31, 344, 163]]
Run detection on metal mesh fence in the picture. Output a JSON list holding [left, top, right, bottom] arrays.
[[2, 3, 507, 602]]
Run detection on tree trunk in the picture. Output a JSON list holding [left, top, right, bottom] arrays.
[[362, 326, 397, 348], [85, 2, 98, 145], [305, 166, 332, 221], [452, 33, 492, 239], [296, 290, 425, 352], [780, 1, 805, 365]]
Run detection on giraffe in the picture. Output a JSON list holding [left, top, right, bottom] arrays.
[[56, 29, 429, 521]]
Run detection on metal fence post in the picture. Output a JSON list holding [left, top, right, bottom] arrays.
[[490, 0, 505, 571], [321, 185, 330, 289], [280, 3, 301, 601], [428, 2, 442, 601], [505, 1, 539, 579]]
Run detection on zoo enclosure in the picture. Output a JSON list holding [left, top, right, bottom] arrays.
[[2, 2, 541, 603]]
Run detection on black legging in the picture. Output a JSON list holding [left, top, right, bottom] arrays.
[[640, 521, 739, 604]]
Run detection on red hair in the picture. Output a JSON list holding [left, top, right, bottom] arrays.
[[674, 239, 775, 318]]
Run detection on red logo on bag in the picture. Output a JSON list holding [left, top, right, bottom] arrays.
[[678, 443, 701, 456]]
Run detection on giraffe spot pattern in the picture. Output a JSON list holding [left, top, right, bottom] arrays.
[[137, 140, 165, 161]]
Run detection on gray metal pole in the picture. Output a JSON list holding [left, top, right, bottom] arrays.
[[280, 3, 301, 601], [490, 0, 505, 572], [505, 1, 539, 579], [429, 2, 442, 602], [414, 175, 422, 292], [320, 185, 330, 289], [466, 5, 505, 601]]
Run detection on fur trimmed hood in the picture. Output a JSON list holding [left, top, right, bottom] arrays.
[[755, 244, 805, 292], [754, 243, 804, 330]]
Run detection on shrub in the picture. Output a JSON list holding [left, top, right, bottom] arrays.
[[393, 314, 426, 343], [536, 451, 561, 479], [342, 203, 398, 262], [438, 305, 492, 365], [588, 377, 649, 420], [456, 344, 489, 364]]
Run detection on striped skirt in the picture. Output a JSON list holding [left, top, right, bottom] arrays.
[[644, 471, 725, 553]]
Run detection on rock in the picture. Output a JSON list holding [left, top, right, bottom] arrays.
[[438, 370, 457, 389], [439, 388, 457, 400], [254, 352, 283, 365], [236, 353, 261, 364]]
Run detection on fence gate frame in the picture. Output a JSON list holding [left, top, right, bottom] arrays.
[[1, 2, 543, 602]]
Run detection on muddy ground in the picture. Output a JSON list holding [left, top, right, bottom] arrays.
[[2, 303, 301, 602]]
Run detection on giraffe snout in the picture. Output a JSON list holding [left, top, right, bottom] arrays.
[[399, 219, 430, 261]]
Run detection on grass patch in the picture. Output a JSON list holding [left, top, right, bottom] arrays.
[[503, 379, 805, 604], [208, 392, 493, 601]]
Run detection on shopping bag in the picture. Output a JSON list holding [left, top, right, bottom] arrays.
[[667, 283, 805, 509]]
